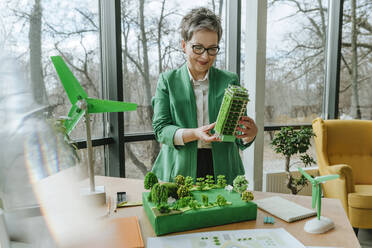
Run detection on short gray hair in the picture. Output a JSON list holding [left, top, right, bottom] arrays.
[[180, 7, 223, 43]]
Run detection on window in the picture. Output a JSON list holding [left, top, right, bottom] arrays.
[[265, 0, 327, 126], [252, 0, 327, 173], [121, 0, 225, 179], [0, 0, 105, 175], [339, 0, 372, 120]]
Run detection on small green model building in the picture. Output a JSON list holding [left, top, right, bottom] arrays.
[[214, 84, 249, 142]]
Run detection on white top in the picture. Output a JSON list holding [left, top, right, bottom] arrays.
[[173, 67, 212, 149]]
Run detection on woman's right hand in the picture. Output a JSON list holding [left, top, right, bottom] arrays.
[[194, 122, 220, 142], [182, 122, 220, 143]]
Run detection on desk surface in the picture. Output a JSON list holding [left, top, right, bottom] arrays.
[[36, 172, 360, 248]]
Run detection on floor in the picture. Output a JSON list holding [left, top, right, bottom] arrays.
[[359, 229, 372, 248]]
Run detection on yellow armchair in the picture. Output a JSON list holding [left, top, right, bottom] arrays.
[[312, 117, 372, 229]]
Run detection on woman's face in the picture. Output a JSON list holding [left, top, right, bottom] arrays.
[[182, 29, 219, 78]]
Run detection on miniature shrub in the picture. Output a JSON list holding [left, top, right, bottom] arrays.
[[157, 203, 170, 213], [185, 176, 194, 188], [233, 175, 248, 194], [175, 175, 185, 186], [189, 199, 201, 210], [241, 191, 254, 202], [177, 185, 190, 198], [216, 175, 227, 188], [216, 194, 227, 206], [163, 182, 178, 199], [144, 172, 158, 190], [205, 175, 214, 188], [196, 177, 206, 190], [201, 194, 209, 207], [151, 183, 168, 205]]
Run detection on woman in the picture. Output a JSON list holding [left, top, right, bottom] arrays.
[[151, 7, 257, 185]]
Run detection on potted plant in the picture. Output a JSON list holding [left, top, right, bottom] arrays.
[[271, 127, 316, 194]]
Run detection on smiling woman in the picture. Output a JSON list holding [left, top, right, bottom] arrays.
[[151, 7, 258, 184]]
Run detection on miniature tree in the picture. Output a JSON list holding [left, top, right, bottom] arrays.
[[205, 175, 214, 188], [241, 191, 254, 202], [201, 194, 209, 207], [144, 172, 158, 190], [175, 175, 185, 186], [151, 183, 168, 206], [216, 194, 227, 206], [185, 176, 194, 189], [233, 175, 248, 194], [214, 85, 250, 142], [177, 185, 190, 198], [271, 127, 316, 194], [216, 175, 227, 188], [196, 177, 206, 191], [189, 199, 201, 210], [163, 182, 178, 199], [157, 203, 170, 213]]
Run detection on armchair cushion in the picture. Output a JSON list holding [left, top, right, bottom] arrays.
[[348, 185, 372, 209]]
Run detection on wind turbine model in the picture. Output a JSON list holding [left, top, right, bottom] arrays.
[[51, 56, 137, 204], [298, 167, 339, 233]]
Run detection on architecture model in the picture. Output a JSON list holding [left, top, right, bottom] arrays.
[[142, 173, 257, 235], [214, 85, 249, 142]]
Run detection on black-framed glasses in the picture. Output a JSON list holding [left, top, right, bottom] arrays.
[[191, 44, 220, 56]]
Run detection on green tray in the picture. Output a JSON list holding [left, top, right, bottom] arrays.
[[142, 188, 257, 236]]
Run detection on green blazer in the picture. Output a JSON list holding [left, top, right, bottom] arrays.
[[151, 63, 252, 185]]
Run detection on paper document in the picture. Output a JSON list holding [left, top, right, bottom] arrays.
[[147, 228, 306, 248]]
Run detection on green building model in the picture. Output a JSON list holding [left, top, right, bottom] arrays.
[[214, 84, 249, 142]]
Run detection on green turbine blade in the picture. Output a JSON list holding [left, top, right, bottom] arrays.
[[298, 167, 315, 183], [65, 105, 85, 135], [315, 174, 340, 182], [51, 56, 88, 104], [86, 98, 137, 113]]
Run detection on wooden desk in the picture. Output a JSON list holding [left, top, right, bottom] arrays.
[[36, 172, 360, 248], [94, 176, 360, 248]]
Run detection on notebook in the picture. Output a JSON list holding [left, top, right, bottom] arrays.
[[254, 196, 316, 222]]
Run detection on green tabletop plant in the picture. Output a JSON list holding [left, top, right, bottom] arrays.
[[150, 183, 168, 206], [175, 175, 185, 186], [241, 191, 254, 202], [217, 175, 227, 188], [201, 194, 209, 207], [144, 172, 158, 190], [205, 175, 214, 188], [177, 185, 190, 198], [271, 127, 316, 194], [196, 177, 207, 191], [144, 172, 253, 216], [185, 176, 194, 189], [233, 175, 248, 195], [216, 194, 227, 206]]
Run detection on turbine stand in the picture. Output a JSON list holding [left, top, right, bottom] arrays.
[[304, 216, 335, 234], [80, 111, 106, 206]]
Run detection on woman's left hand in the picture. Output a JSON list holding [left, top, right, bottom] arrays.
[[236, 116, 258, 143]]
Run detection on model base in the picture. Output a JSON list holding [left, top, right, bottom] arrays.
[[304, 216, 335, 234], [80, 186, 106, 206]]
